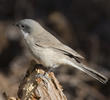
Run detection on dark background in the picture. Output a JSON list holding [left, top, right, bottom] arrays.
[[0, 0, 110, 100]]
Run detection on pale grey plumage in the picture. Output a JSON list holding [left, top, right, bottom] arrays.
[[16, 19, 108, 84]]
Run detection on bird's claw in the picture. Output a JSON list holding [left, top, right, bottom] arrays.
[[36, 73, 51, 81]]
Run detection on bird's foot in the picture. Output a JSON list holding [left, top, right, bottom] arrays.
[[36, 72, 51, 88], [36, 72, 50, 80]]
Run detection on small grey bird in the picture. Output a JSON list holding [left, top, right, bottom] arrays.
[[16, 19, 108, 84]]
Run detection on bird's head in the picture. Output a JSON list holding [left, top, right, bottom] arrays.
[[16, 19, 44, 38]]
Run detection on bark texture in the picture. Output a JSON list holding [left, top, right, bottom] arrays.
[[16, 60, 67, 100]]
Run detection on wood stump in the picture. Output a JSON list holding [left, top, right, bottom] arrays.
[[7, 60, 67, 100]]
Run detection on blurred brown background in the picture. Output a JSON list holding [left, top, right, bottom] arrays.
[[0, 0, 110, 100]]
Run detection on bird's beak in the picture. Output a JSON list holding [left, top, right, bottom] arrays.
[[15, 23, 19, 27]]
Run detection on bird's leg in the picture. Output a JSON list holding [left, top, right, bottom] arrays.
[[41, 67, 55, 81], [44, 64, 58, 76], [44, 67, 54, 74]]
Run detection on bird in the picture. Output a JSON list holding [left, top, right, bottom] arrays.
[[15, 19, 108, 84]]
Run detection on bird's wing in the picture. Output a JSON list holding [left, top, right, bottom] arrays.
[[58, 44, 84, 59], [35, 31, 84, 60], [34, 32, 108, 84]]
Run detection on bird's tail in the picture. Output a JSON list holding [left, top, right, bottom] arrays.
[[65, 59, 108, 84]]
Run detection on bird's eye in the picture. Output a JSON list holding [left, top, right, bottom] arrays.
[[21, 25, 25, 28]]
